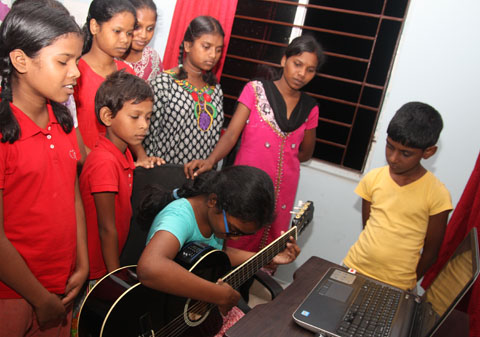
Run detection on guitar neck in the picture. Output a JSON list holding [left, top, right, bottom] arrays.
[[222, 226, 298, 289]]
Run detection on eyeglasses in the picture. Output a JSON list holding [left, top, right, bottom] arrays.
[[218, 209, 256, 237]]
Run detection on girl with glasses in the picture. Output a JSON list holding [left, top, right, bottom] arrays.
[[136, 165, 300, 336]]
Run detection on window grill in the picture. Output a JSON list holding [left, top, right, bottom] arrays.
[[220, 0, 410, 171]]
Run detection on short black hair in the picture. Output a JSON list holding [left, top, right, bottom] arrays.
[[387, 101, 443, 149], [95, 70, 153, 126]]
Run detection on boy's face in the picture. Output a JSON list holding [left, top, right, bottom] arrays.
[[385, 137, 436, 176], [103, 99, 153, 151]]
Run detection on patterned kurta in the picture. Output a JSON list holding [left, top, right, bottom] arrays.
[[144, 71, 224, 164], [227, 81, 319, 252]]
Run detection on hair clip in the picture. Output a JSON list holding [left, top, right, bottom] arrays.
[[172, 188, 180, 200]]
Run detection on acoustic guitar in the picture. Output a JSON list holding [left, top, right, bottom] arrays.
[[78, 201, 314, 337]]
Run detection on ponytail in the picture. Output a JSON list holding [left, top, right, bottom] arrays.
[[0, 55, 20, 143], [176, 41, 188, 80], [51, 102, 74, 134], [82, 16, 93, 55], [137, 170, 219, 229]]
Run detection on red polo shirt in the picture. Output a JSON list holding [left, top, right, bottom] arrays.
[[79, 136, 135, 279], [74, 59, 135, 150], [0, 103, 79, 298]]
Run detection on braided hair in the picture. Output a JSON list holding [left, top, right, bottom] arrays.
[[82, 0, 136, 55], [177, 16, 224, 86], [137, 165, 275, 231], [0, 1, 82, 143]]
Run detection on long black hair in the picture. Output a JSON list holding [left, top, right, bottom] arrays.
[[0, 1, 82, 143], [138, 165, 275, 230], [82, 0, 136, 55], [177, 15, 224, 86]]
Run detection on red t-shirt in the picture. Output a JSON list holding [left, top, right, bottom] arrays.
[[79, 136, 135, 279], [0, 103, 80, 298], [73, 58, 135, 150]]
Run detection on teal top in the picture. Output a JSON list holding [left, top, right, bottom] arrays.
[[147, 198, 224, 250]]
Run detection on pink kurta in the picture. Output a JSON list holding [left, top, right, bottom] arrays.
[[227, 81, 318, 252]]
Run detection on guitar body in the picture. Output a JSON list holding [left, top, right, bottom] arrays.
[[78, 246, 231, 337], [78, 201, 314, 337]]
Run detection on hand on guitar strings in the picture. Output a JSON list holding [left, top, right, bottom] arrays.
[[271, 234, 301, 266], [215, 278, 241, 316]]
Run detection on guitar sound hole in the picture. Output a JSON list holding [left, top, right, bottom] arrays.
[[184, 299, 211, 326]]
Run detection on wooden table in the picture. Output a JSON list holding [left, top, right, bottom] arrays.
[[226, 256, 469, 337]]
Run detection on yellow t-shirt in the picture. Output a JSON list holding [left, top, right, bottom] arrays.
[[343, 166, 452, 290]]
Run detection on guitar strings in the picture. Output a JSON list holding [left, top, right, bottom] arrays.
[[150, 223, 304, 336]]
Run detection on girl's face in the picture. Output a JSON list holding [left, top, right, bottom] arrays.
[[91, 11, 135, 58], [184, 33, 224, 72], [22, 33, 82, 103], [208, 207, 258, 241], [280, 51, 318, 90], [131, 7, 156, 52]]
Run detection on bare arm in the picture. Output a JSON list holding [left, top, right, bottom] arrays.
[[298, 128, 316, 162], [0, 190, 65, 326], [93, 192, 121, 273], [361, 198, 371, 229], [62, 178, 89, 307], [137, 230, 240, 314], [416, 210, 450, 280], [184, 102, 250, 178]]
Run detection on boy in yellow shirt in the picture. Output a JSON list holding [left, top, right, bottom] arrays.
[[343, 102, 453, 290]]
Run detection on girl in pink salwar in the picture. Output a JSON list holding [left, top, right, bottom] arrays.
[[185, 35, 325, 252]]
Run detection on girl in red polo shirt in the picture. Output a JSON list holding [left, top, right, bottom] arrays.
[[0, 2, 88, 337], [74, 0, 137, 153]]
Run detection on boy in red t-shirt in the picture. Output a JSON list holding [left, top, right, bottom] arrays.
[[74, 70, 162, 334], [80, 70, 163, 279]]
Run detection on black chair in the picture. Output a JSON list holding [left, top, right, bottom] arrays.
[[119, 164, 283, 311], [120, 164, 188, 266]]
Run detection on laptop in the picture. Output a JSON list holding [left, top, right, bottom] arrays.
[[293, 227, 479, 337]]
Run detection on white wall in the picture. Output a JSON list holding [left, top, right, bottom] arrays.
[[275, 0, 480, 284], [61, 0, 480, 284]]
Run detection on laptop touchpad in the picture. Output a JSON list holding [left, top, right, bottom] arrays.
[[320, 280, 353, 303]]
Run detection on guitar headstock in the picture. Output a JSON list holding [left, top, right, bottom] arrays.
[[291, 200, 314, 236]]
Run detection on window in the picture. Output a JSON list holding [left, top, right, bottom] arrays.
[[220, 0, 410, 171]]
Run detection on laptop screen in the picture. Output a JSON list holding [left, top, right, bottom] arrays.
[[423, 227, 479, 333]]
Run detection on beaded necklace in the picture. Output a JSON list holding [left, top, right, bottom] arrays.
[[168, 71, 217, 131]]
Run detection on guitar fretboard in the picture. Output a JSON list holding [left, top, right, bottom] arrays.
[[222, 226, 298, 289]]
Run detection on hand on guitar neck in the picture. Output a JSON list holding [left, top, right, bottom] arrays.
[[225, 234, 300, 270]]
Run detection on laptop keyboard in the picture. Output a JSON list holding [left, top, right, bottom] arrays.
[[336, 280, 402, 337]]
